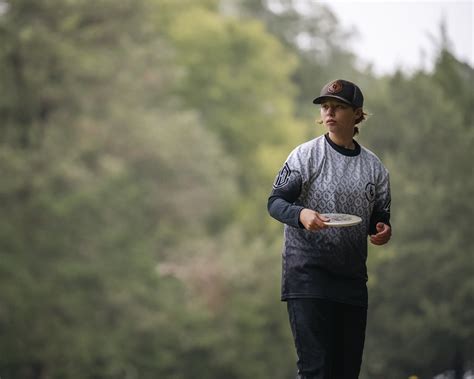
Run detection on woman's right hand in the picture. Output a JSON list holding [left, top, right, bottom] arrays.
[[299, 209, 329, 231]]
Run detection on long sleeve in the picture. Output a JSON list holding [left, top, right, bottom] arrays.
[[267, 163, 305, 229], [369, 168, 391, 235]]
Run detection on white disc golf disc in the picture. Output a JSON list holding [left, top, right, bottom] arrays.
[[321, 213, 362, 227]]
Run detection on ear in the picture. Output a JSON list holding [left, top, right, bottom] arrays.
[[354, 107, 363, 119]]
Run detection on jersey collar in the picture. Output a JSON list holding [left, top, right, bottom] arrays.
[[324, 133, 361, 157]]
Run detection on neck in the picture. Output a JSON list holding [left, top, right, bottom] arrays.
[[328, 131, 355, 149]]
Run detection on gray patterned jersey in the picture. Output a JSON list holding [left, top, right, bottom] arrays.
[[268, 134, 391, 305]]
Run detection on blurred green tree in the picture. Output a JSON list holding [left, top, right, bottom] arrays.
[[0, 0, 303, 377], [360, 48, 474, 378], [0, 0, 238, 377], [1, 0, 472, 378], [231, 0, 365, 130]]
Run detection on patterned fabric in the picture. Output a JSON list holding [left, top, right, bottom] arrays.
[[268, 134, 391, 305]]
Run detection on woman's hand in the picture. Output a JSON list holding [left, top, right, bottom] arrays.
[[370, 222, 392, 245], [299, 209, 329, 231]]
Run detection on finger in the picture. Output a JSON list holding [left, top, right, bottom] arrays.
[[369, 231, 384, 239], [309, 218, 327, 231], [373, 231, 389, 240], [317, 213, 330, 222], [310, 222, 326, 231], [370, 236, 385, 245], [380, 228, 392, 239], [375, 229, 388, 237], [376, 225, 391, 237], [376, 224, 390, 235], [306, 221, 315, 230], [370, 234, 382, 242], [311, 214, 327, 227], [376, 222, 385, 231], [318, 219, 329, 229], [370, 232, 386, 241], [371, 234, 390, 244]]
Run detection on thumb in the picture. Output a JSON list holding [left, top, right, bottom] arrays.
[[317, 212, 330, 222], [376, 222, 385, 232]]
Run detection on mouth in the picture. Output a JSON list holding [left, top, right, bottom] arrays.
[[326, 119, 336, 125]]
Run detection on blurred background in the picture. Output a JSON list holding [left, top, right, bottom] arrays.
[[0, 0, 472, 378]]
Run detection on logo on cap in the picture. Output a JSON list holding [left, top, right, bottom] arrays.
[[327, 81, 343, 94]]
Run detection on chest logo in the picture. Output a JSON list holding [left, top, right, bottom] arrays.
[[273, 163, 291, 189], [365, 182, 376, 202]]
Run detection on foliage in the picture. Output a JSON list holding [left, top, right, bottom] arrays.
[[360, 52, 474, 378], [0, 0, 472, 378]]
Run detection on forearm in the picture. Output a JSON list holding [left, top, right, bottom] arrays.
[[267, 196, 304, 228]]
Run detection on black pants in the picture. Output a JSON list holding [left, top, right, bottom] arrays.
[[287, 298, 367, 379]]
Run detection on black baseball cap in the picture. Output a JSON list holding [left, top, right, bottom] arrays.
[[312, 79, 364, 108]]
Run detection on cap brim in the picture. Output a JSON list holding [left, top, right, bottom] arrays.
[[313, 95, 352, 106]]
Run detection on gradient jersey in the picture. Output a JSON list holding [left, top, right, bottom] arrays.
[[268, 134, 391, 306]]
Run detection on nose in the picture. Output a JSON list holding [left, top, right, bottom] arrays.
[[327, 106, 335, 116]]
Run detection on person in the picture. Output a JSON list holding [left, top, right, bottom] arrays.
[[267, 79, 391, 379]]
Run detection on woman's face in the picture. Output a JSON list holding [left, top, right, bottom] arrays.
[[320, 99, 362, 133]]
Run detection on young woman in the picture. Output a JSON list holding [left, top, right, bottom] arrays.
[[268, 79, 391, 379]]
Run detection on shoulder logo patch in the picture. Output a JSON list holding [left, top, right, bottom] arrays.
[[273, 163, 291, 189]]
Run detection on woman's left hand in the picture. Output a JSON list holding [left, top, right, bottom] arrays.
[[370, 222, 392, 245]]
